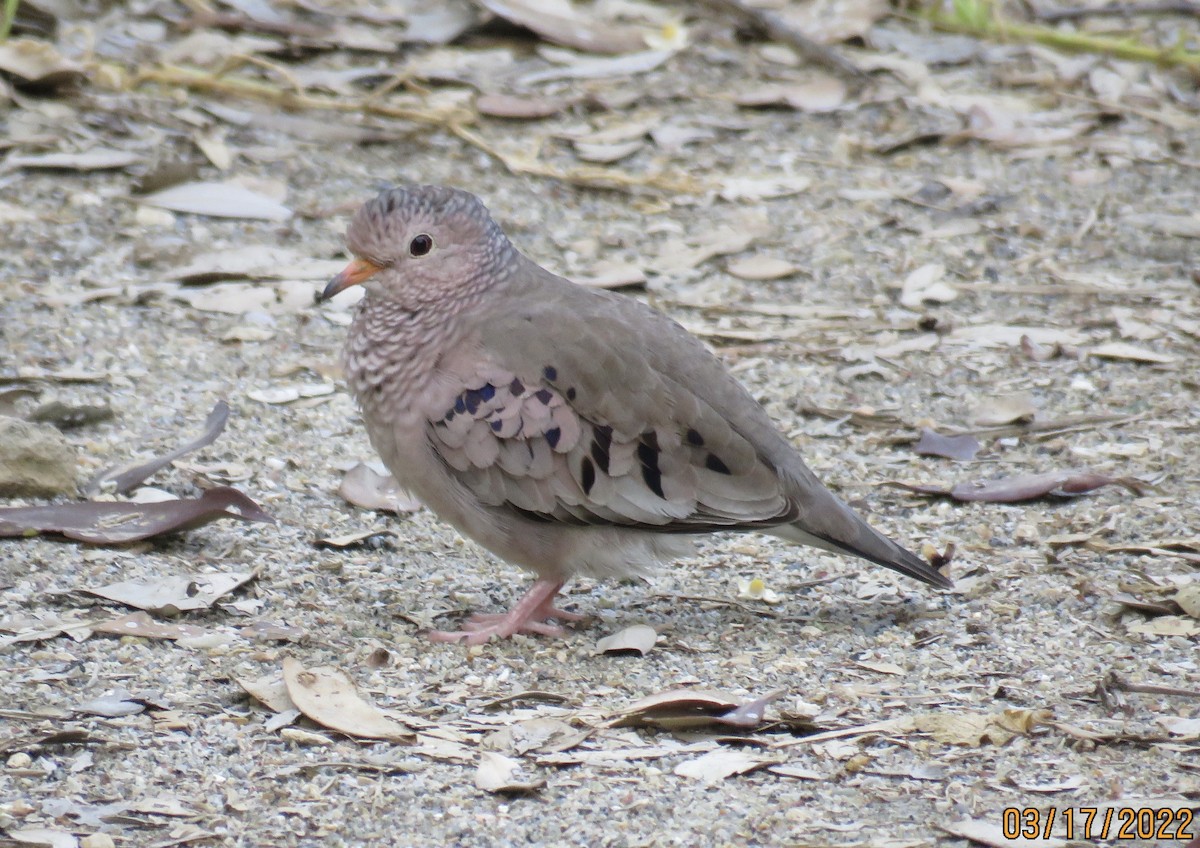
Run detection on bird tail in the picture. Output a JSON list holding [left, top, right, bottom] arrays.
[[768, 475, 952, 588]]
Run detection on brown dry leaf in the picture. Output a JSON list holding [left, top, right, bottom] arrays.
[[163, 246, 342, 284], [475, 93, 573, 119], [6, 148, 142, 171], [1174, 585, 1200, 619], [484, 718, 591, 755], [314, 529, 397, 549], [0, 486, 274, 544], [570, 261, 646, 289], [477, 0, 647, 53], [474, 751, 545, 793], [899, 262, 956, 308], [719, 175, 811, 201], [889, 470, 1149, 504], [913, 428, 981, 461], [735, 77, 847, 112], [1088, 342, 1176, 365], [281, 657, 414, 742], [519, 47, 675, 85], [915, 708, 1049, 746], [595, 624, 657, 656], [778, 0, 889, 43], [7, 828, 79, 848], [1127, 213, 1200, 239], [648, 217, 770, 276], [237, 673, 297, 713], [247, 383, 336, 405], [91, 612, 209, 641], [673, 748, 778, 784], [726, 256, 797, 281], [139, 181, 292, 221], [941, 817, 1066, 848], [946, 324, 1087, 348], [1127, 616, 1200, 637], [84, 572, 256, 615], [338, 463, 422, 514], [970, 391, 1036, 427], [611, 688, 783, 730], [0, 38, 84, 88], [87, 401, 229, 495]]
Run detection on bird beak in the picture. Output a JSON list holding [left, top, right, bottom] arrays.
[[320, 257, 382, 301]]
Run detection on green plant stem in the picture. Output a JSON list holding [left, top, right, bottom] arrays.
[[1, 0, 20, 42], [919, 5, 1200, 68]]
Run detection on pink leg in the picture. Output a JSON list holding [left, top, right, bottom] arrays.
[[427, 579, 583, 645]]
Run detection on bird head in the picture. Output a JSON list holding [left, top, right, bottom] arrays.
[[320, 185, 513, 305]]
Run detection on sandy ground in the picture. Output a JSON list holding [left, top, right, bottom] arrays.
[[2, 6, 1199, 847]]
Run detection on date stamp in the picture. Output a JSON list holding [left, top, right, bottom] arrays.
[[1003, 807, 1195, 841]]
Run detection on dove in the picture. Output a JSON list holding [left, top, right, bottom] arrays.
[[320, 185, 951, 644]]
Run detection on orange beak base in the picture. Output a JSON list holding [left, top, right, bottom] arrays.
[[319, 257, 383, 301]]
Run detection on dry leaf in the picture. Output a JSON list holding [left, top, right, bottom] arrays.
[[474, 751, 545, 793], [915, 708, 1049, 746], [673, 748, 776, 784], [139, 181, 292, 221], [237, 673, 297, 713], [1088, 342, 1176, 365], [477, 0, 646, 53], [0, 486, 274, 544], [735, 77, 847, 112], [1127, 616, 1200, 637], [726, 256, 797, 281], [281, 657, 414, 742], [595, 624, 657, 655], [7, 148, 141, 171], [84, 572, 255, 615], [337, 463, 422, 513], [91, 612, 208, 641], [899, 263, 956, 308], [941, 817, 1066, 848], [611, 688, 783, 730], [475, 93, 573, 119], [914, 428, 981, 461], [719, 175, 811, 201], [889, 471, 1149, 503], [970, 392, 1037, 427], [0, 38, 84, 88], [87, 401, 229, 495]]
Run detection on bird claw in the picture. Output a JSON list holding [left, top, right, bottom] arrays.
[[426, 579, 582, 644]]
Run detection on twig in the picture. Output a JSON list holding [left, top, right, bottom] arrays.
[[122, 63, 703, 194], [1107, 671, 1200, 699], [704, 0, 870, 84], [1035, 0, 1200, 21]]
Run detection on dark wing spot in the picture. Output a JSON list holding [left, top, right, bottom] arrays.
[[479, 384, 496, 401], [636, 438, 666, 499], [545, 427, 561, 449], [453, 396, 466, 414], [590, 425, 613, 474], [490, 419, 503, 431], [580, 456, 596, 495], [534, 389, 554, 405], [463, 389, 481, 414], [509, 377, 525, 395], [445, 410, 456, 422], [566, 387, 576, 401], [685, 428, 705, 447], [705, 453, 731, 475], [543, 366, 558, 381]]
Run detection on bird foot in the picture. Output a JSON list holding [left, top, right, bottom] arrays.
[[427, 578, 582, 644]]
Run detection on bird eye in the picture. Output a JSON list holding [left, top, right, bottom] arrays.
[[409, 234, 433, 257]]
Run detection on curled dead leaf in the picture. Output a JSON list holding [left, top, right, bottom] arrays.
[[281, 657, 414, 742]]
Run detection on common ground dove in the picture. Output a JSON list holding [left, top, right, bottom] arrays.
[[321, 185, 951, 644]]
